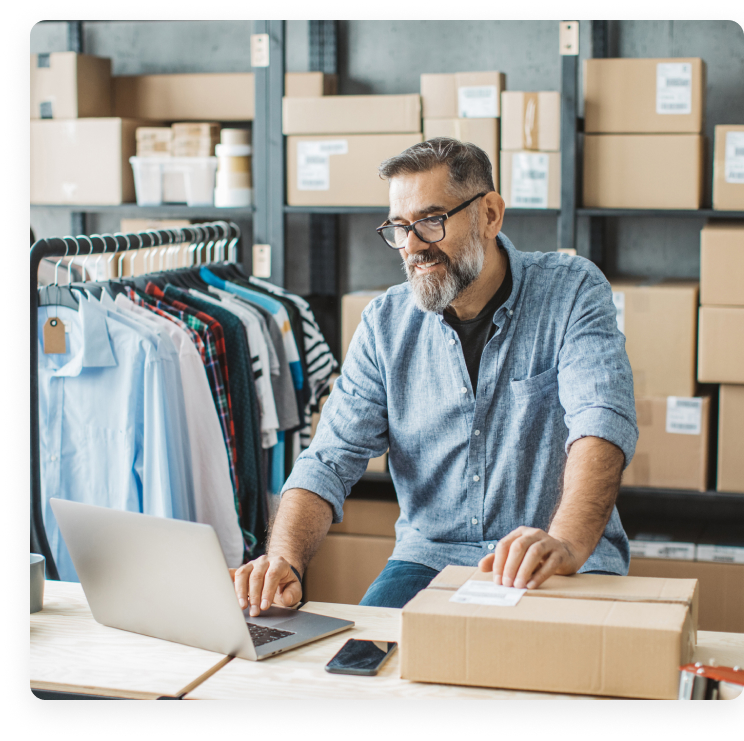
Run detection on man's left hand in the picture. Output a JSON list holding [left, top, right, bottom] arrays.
[[478, 526, 582, 589]]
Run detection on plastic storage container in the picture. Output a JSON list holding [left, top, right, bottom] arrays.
[[130, 156, 218, 206]]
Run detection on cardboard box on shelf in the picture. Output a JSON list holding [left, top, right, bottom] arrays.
[[171, 122, 221, 138], [329, 498, 400, 538], [420, 71, 506, 119], [401, 565, 697, 699], [500, 91, 560, 151], [423, 118, 499, 187], [113, 73, 255, 121], [120, 218, 191, 233], [718, 384, 744, 493], [341, 290, 388, 361], [282, 95, 421, 135], [287, 133, 423, 207], [609, 280, 699, 397], [697, 306, 744, 384], [623, 396, 711, 491], [583, 134, 704, 210], [712, 125, 744, 211], [628, 558, 744, 634], [31, 118, 144, 205], [31, 52, 112, 119], [500, 150, 560, 209], [303, 533, 395, 604], [700, 222, 744, 306], [285, 71, 337, 97], [583, 58, 705, 134]]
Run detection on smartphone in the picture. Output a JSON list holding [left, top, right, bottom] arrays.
[[324, 639, 398, 676]]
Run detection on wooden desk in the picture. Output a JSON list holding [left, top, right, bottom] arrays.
[[31, 581, 230, 699]]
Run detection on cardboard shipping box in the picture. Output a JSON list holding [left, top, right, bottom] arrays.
[[583, 134, 704, 210], [583, 58, 705, 134], [31, 52, 112, 119], [31, 118, 144, 205], [697, 306, 744, 384], [500, 150, 560, 209], [303, 533, 395, 604], [329, 498, 400, 538], [500, 91, 560, 151], [341, 290, 388, 361], [712, 125, 744, 211], [609, 280, 699, 397], [285, 71, 337, 97], [623, 396, 711, 491], [287, 133, 422, 207], [718, 384, 744, 493], [700, 222, 744, 306], [423, 118, 499, 189], [113, 73, 255, 121], [420, 71, 506, 119], [629, 558, 744, 634], [283, 94, 421, 135], [401, 565, 697, 699]]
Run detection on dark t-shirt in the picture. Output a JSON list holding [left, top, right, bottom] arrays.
[[444, 248, 513, 395]]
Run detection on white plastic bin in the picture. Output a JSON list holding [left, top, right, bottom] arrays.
[[130, 156, 218, 207]]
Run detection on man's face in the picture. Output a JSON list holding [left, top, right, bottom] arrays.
[[388, 166, 485, 313]]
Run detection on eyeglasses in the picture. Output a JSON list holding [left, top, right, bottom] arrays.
[[375, 192, 487, 250]]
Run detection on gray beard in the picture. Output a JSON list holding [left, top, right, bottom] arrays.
[[403, 232, 485, 314]]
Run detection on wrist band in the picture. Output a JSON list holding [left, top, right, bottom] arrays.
[[289, 564, 303, 584]]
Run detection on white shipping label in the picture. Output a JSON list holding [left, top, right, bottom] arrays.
[[666, 397, 703, 435], [629, 540, 696, 560], [724, 131, 744, 184], [511, 152, 549, 208], [656, 63, 693, 115], [458, 85, 498, 118], [296, 140, 349, 191], [449, 579, 526, 607], [612, 291, 625, 334], [696, 544, 744, 564]]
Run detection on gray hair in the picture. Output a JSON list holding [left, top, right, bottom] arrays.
[[378, 137, 495, 199]]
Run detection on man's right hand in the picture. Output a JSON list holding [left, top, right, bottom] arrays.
[[230, 555, 303, 617]]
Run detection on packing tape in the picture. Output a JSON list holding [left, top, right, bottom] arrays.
[[523, 93, 539, 150]]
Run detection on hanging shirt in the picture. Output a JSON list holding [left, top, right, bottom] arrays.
[[37, 299, 192, 582]]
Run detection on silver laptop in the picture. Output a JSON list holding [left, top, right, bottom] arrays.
[[49, 498, 354, 660]]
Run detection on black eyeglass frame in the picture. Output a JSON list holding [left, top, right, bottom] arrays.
[[375, 192, 488, 250]]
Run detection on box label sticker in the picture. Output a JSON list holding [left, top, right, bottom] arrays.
[[458, 85, 498, 118], [297, 140, 348, 191], [656, 62, 692, 115], [511, 152, 549, 208], [666, 397, 702, 435], [724, 131, 744, 184], [612, 291, 625, 334], [629, 540, 696, 560], [449, 579, 526, 607], [696, 544, 744, 564]]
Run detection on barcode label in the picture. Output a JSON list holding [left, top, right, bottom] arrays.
[[656, 63, 692, 115], [296, 140, 349, 191], [724, 131, 744, 184], [666, 396, 702, 435], [511, 152, 549, 209], [696, 545, 744, 564], [612, 291, 625, 334], [629, 540, 696, 560], [458, 85, 498, 118]]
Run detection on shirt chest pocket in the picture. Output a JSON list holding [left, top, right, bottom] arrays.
[[510, 365, 559, 401]]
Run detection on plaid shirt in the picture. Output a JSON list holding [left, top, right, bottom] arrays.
[[142, 284, 240, 513]]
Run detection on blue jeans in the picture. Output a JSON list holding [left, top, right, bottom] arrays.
[[359, 560, 619, 609]]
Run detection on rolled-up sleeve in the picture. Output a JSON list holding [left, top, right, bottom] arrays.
[[557, 270, 638, 468], [281, 302, 389, 522]]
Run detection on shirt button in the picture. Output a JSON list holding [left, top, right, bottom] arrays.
[[473, 475, 480, 482], [488, 543, 495, 551], [471, 517, 478, 525], [508, 309, 514, 317], [474, 430, 480, 436], [50, 454, 57, 462], [460, 387, 467, 394], [449, 339, 456, 345]]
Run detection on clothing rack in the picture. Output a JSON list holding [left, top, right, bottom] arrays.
[[30, 221, 243, 579]]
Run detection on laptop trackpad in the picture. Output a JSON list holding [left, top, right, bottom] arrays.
[[242, 605, 300, 628]]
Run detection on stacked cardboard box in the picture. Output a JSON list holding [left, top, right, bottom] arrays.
[[284, 94, 422, 206], [420, 71, 505, 191], [499, 91, 560, 209], [712, 125, 744, 211], [698, 222, 744, 493], [583, 58, 705, 209], [135, 127, 172, 157], [610, 280, 710, 490], [171, 122, 220, 157]]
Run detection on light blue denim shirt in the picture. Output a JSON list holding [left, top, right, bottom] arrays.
[[282, 233, 638, 575]]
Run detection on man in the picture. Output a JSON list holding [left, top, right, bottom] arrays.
[[232, 137, 637, 614]]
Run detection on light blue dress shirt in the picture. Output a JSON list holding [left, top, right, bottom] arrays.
[[37, 296, 194, 581], [282, 233, 638, 575]]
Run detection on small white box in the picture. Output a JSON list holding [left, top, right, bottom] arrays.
[[130, 156, 218, 207]]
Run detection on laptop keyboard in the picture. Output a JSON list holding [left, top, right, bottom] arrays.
[[246, 622, 296, 647]]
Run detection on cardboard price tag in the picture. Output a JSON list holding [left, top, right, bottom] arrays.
[[43, 317, 66, 354]]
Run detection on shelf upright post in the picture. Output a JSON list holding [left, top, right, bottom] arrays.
[[558, 21, 579, 255], [68, 20, 86, 238], [252, 20, 286, 285]]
